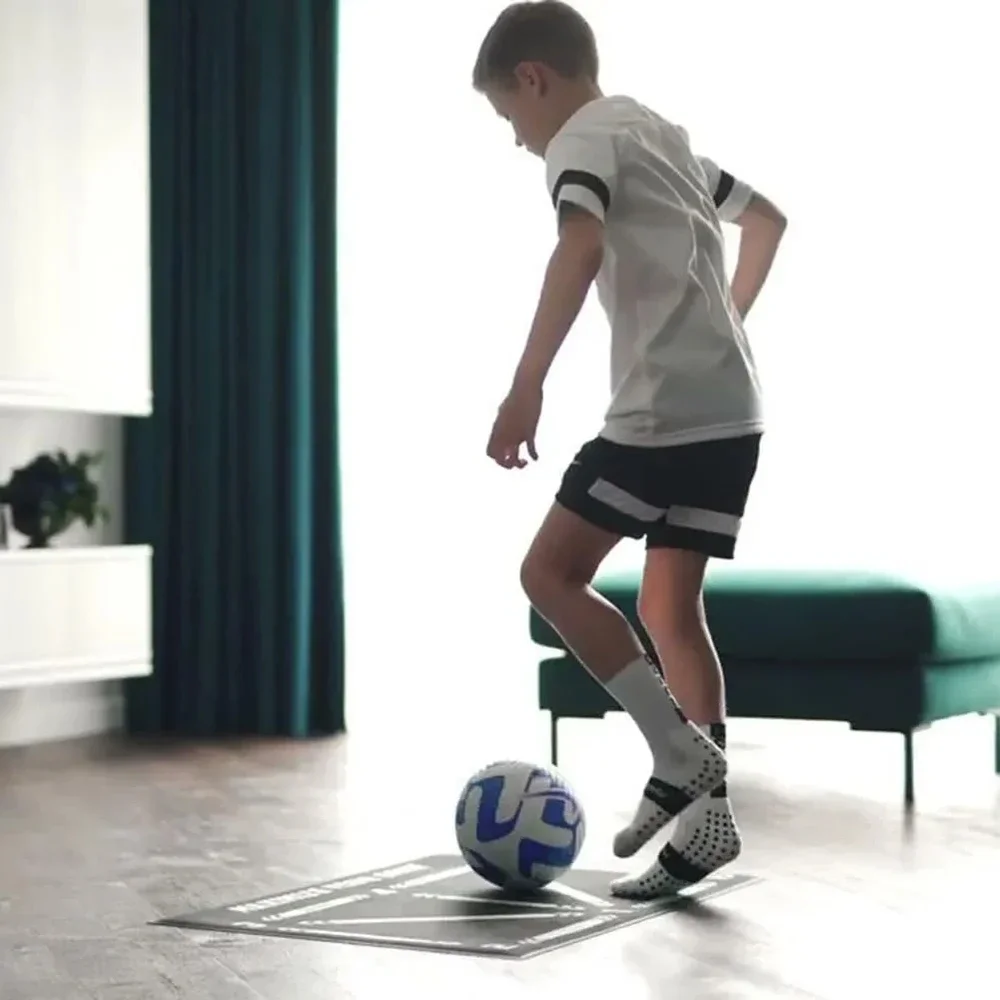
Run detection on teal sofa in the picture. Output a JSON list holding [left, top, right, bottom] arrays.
[[533, 566, 1000, 806]]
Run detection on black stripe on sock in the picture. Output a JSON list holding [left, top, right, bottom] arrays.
[[642, 654, 688, 722], [551, 169, 611, 212], [644, 777, 694, 816], [656, 842, 711, 887], [714, 170, 735, 208], [709, 722, 727, 751], [709, 722, 728, 798]]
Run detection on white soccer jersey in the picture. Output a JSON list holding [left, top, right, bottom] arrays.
[[545, 96, 764, 447]]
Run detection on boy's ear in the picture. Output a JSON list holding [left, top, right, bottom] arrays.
[[514, 61, 547, 94]]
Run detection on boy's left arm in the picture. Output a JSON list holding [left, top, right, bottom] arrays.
[[511, 205, 604, 392], [486, 207, 603, 469], [487, 131, 616, 469]]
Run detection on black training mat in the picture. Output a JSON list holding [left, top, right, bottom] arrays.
[[156, 854, 761, 959]]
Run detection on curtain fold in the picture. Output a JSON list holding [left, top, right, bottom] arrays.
[[123, 0, 344, 736]]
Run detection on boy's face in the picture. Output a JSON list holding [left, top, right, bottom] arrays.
[[485, 67, 559, 158]]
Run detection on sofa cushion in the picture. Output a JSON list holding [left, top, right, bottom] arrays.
[[529, 566, 1000, 665]]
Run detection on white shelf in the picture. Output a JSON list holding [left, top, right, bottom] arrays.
[[0, 380, 152, 417], [0, 544, 152, 689]]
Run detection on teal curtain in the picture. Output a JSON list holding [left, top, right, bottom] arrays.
[[123, 0, 345, 736]]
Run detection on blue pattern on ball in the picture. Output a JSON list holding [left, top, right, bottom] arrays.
[[455, 774, 522, 842], [516, 788, 583, 878]]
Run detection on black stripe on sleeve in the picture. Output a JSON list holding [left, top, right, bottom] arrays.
[[714, 169, 735, 208], [551, 169, 611, 212]]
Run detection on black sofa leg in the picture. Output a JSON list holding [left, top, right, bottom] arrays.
[[903, 730, 915, 808], [550, 714, 559, 767]]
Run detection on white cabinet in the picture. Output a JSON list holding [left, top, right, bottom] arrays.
[[0, 546, 152, 689]]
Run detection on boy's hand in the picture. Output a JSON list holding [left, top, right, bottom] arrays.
[[486, 382, 543, 469]]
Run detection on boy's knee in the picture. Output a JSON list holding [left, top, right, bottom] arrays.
[[637, 587, 706, 642], [520, 550, 562, 608], [519, 552, 546, 605], [520, 549, 591, 608]]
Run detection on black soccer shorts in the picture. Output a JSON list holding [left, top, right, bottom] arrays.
[[555, 433, 762, 559]]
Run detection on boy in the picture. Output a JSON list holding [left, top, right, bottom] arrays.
[[474, 1, 786, 899]]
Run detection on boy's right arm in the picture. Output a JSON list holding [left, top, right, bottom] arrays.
[[697, 155, 787, 320], [728, 191, 787, 320]]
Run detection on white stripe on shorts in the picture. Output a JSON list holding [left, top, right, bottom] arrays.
[[587, 479, 664, 523], [665, 505, 742, 538]]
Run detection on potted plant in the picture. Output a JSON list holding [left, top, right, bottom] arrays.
[[0, 450, 110, 549]]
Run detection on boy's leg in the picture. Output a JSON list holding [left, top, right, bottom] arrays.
[[611, 548, 742, 898], [639, 550, 725, 723], [523, 438, 727, 855], [610, 433, 761, 900], [520, 503, 634, 674]]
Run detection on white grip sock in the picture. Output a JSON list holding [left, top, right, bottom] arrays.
[[605, 657, 727, 857], [611, 722, 742, 900]]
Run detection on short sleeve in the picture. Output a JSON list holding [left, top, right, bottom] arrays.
[[545, 129, 618, 224], [697, 155, 754, 223]]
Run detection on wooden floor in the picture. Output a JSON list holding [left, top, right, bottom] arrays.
[[1, 712, 997, 999]]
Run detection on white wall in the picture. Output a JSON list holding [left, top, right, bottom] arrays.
[[0, 0, 150, 746], [338, 1, 1000, 737]]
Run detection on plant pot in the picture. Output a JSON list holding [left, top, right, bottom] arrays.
[[10, 509, 49, 549]]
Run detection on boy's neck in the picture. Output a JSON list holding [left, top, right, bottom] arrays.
[[553, 79, 604, 130]]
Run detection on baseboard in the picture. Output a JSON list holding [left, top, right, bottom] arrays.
[[0, 680, 123, 748]]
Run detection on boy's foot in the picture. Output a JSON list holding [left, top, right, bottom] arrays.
[[610, 797, 743, 900], [612, 722, 727, 858]]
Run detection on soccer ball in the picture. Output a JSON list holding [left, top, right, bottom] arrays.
[[455, 760, 586, 891]]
